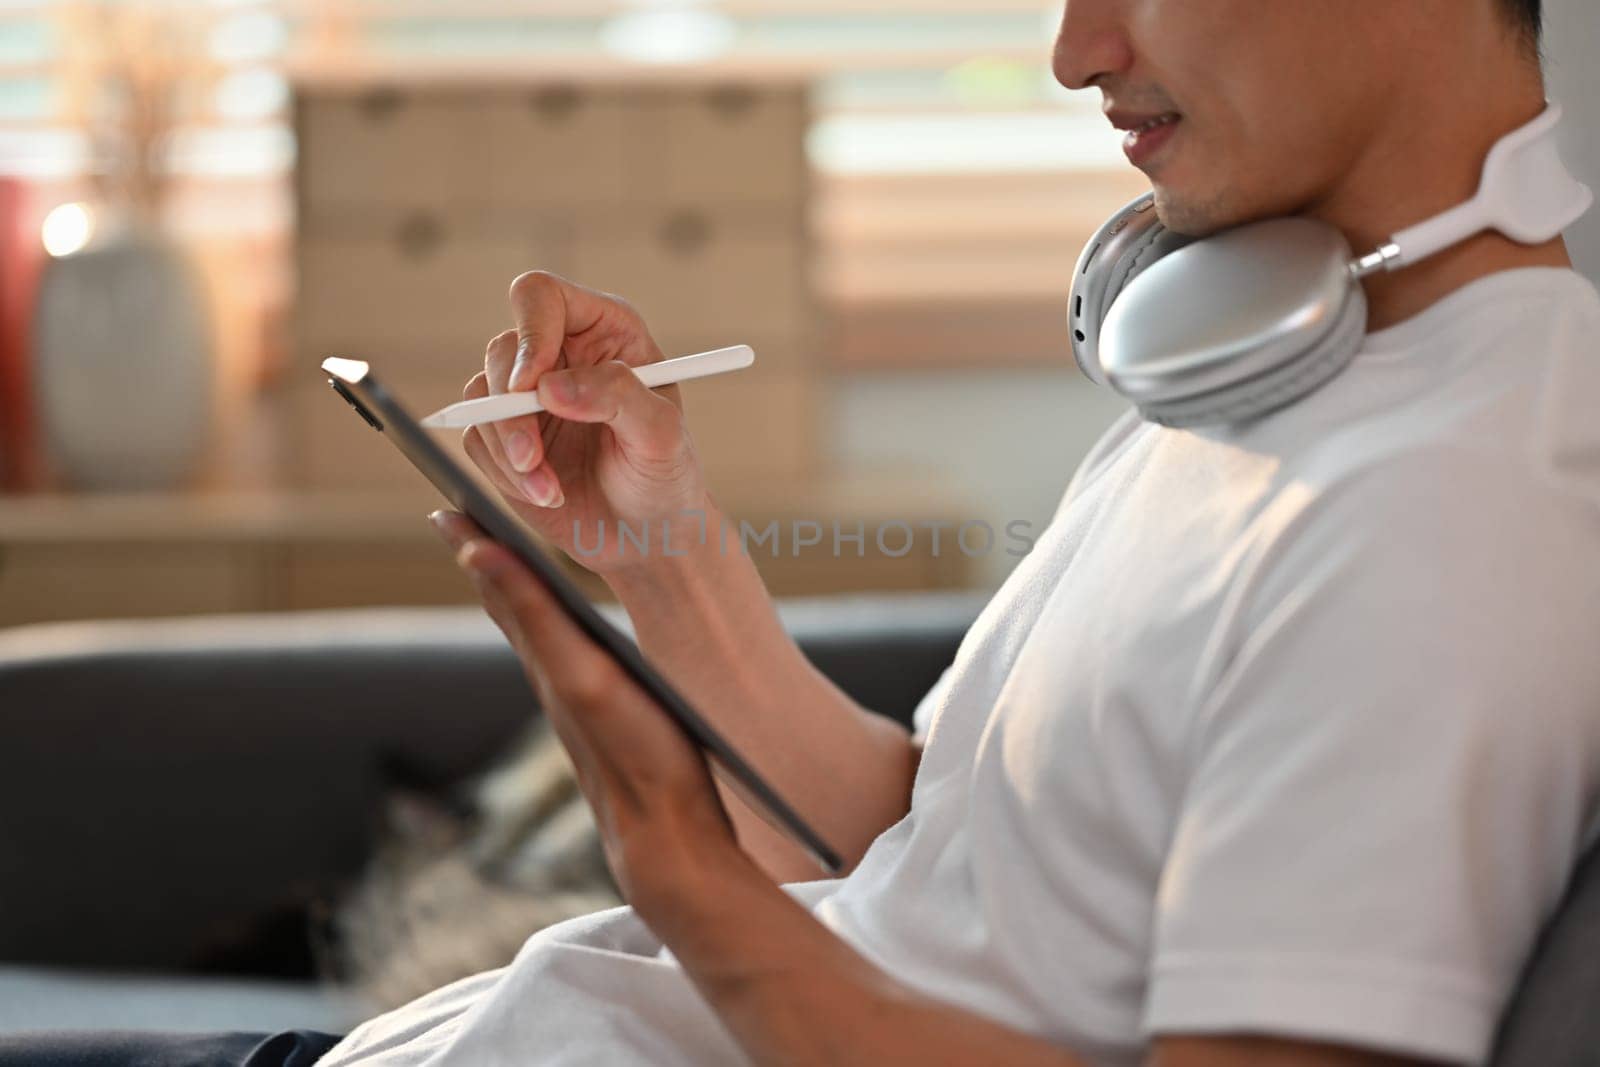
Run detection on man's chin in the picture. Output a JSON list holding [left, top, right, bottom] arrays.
[[1150, 184, 1251, 239]]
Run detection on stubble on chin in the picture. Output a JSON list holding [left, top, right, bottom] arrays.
[[1150, 184, 1243, 238]]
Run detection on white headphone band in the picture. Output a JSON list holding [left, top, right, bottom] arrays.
[[1352, 103, 1592, 278]]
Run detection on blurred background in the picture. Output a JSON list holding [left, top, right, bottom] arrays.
[[2, 3, 1599, 627], [0, 5, 1161, 1030], [0, 0, 1160, 630], [1, 0, 1598, 1045]]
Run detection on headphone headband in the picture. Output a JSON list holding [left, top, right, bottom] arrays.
[[1355, 103, 1593, 278]]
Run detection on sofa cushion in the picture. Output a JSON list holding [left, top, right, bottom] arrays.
[[1491, 840, 1600, 1065], [0, 594, 982, 974]]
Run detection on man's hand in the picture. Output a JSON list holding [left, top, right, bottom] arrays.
[[463, 271, 710, 575], [453, 271, 923, 886], [429, 509, 751, 912]]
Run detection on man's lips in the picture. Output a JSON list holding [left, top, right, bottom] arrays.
[[1107, 111, 1182, 169], [1104, 108, 1181, 132]]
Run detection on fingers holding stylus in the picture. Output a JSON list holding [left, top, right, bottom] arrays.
[[483, 330, 564, 508], [461, 409, 538, 514], [536, 361, 691, 471], [463, 366, 557, 509], [461, 369, 510, 470]]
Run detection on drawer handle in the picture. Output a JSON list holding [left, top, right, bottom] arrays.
[[659, 210, 713, 256], [706, 85, 756, 121], [530, 86, 583, 122], [396, 212, 444, 260], [358, 87, 406, 123]]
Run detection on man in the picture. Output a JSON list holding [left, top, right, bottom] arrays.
[[6, 1, 1595, 1064], [326, 2, 1596, 1064]]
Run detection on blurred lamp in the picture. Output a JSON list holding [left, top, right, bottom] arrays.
[[600, 4, 736, 64], [41, 203, 94, 258], [215, 67, 289, 121], [209, 10, 289, 63]]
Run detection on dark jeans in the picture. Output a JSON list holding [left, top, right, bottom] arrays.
[[0, 1029, 342, 1066]]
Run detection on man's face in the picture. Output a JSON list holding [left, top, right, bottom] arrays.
[[1053, 1, 1425, 236]]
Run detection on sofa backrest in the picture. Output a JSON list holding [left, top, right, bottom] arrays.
[[0, 595, 981, 973], [1492, 837, 1600, 1065]]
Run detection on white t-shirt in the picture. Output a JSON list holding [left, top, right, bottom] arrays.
[[321, 267, 1600, 1067]]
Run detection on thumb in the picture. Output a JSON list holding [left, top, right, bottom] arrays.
[[537, 362, 688, 463]]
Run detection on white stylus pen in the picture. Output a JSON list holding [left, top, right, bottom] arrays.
[[420, 344, 755, 429]]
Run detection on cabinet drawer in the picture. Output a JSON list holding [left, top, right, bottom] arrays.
[[569, 208, 807, 341], [296, 221, 555, 363], [282, 372, 485, 493], [641, 86, 809, 208], [276, 543, 473, 612], [0, 544, 252, 627], [297, 90, 490, 219], [483, 88, 634, 207], [680, 369, 820, 485]]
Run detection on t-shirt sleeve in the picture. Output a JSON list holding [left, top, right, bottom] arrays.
[[911, 665, 955, 745], [1144, 451, 1600, 1065]]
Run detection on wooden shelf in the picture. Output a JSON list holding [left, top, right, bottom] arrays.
[[0, 478, 978, 629], [0, 489, 441, 545]]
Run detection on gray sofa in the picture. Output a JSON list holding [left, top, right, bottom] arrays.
[[0, 592, 1594, 1064], [0, 594, 981, 1036]]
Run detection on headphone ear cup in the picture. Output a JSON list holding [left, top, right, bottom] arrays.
[[1137, 284, 1368, 427], [1069, 195, 1195, 385], [1098, 216, 1365, 428]]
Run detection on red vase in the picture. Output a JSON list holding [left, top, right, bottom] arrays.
[[0, 179, 42, 490]]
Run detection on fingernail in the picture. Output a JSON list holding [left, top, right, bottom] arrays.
[[521, 467, 561, 508], [543, 371, 579, 406], [507, 430, 536, 472]]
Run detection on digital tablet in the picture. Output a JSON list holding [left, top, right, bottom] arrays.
[[320, 357, 843, 876]]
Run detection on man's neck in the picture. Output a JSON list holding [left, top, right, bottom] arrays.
[[1303, 47, 1570, 332]]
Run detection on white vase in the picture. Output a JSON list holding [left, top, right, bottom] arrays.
[[33, 221, 214, 491]]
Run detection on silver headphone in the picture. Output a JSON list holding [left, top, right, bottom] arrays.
[[1068, 104, 1593, 428]]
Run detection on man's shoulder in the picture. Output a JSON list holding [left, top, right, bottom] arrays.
[[1285, 268, 1600, 516], [1229, 436, 1600, 653], [1051, 408, 1155, 524]]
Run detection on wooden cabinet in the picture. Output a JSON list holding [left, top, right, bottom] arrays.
[[643, 87, 810, 209], [273, 542, 470, 612], [0, 485, 974, 630], [481, 89, 638, 208], [567, 205, 809, 343], [288, 77, 818, 500], [0, 543, 254, 625], [296, 90, 491, 222], [296, 226, 549, 359], [282, 374, 480, 492]]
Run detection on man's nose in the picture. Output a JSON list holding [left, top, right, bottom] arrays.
[[1052, 0, 1134, 91]]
